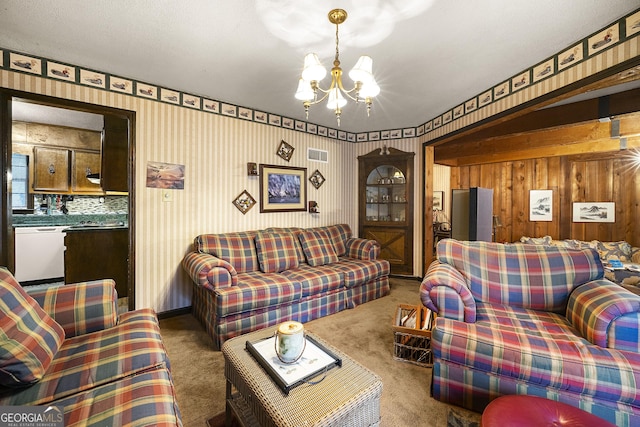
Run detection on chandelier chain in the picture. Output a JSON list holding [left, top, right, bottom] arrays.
[[334, 22, 340, 64]]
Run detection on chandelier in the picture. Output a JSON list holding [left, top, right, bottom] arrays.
[[294, 9, 380, 126]]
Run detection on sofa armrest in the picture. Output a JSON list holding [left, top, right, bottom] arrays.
[[420, 261, 476, 322], [567, 279, 640, 351], [182, 251, 237, 291], [27, 279, 118, 338], [344, 237, 380, 260]]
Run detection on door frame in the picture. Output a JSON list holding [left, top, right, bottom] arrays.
[[0, 89, 136, 310]]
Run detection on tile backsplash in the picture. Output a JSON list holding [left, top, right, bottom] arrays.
[[34, 194, 128, 215]]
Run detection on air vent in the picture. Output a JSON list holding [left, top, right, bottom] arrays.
[[307, 148, 328, 163]]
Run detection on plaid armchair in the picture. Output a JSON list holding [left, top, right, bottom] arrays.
[[421, 240, 640, 425], [0, 268, 182, 426]]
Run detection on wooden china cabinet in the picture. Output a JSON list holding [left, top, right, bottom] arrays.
[[358, 148, 414, 275]]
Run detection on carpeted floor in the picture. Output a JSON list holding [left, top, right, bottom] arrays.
[[159, 278, 482, 427]]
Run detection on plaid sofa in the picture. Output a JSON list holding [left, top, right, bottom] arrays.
[[0, 268, 182, 426], [182, 224, 390, 349], [421, 240, 640, 426]]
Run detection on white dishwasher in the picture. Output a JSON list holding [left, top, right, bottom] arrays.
[[14, 226, 67, 282]]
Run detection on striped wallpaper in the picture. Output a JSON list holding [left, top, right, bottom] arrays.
[[1, 68, 422, 312]]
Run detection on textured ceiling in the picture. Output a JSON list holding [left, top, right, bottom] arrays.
[[0, 0, 638, 133]]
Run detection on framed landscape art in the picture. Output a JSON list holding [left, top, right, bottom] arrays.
[[260, 164, 307, 213], [572, 202, 615, 223]]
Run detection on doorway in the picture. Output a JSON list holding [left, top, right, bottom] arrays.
[[0, 90, 136, 310]]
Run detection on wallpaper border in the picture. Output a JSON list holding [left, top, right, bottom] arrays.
[[0, 7, 638, 144]]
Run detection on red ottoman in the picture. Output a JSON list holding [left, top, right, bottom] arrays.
[[481, 395, 617, 427]]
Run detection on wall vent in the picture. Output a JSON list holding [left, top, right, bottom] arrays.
[[307, 148, 328, 163]]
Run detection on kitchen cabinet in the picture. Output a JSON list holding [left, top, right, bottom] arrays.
[[72, 150, 102, 192], [64, 227, 128, 297], [33, 147, 70, 192], [358, 148, 414, 275], [101, 114, 129, 192]]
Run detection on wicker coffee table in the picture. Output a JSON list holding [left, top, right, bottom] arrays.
[[222, 328, 383, 427]]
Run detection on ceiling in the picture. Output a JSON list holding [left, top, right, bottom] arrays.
[[0, 1, 638, 134]]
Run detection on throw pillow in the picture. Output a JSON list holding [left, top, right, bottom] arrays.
[[519, 235, 552, 245], [298, 229, 339, 266], [254, 233, 299, 273], [0, 268, 65, 387], [597, 241, 632, 262]]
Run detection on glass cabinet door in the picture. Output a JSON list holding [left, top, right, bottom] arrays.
[[365, 165, 407, 224]]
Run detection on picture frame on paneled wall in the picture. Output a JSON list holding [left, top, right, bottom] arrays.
[[572, 202, 615, 223], [530, 190, 552, 221], [260, 164, 307, 213]]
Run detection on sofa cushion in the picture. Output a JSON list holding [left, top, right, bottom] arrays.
[[324, 224, 352, 257], [281, 264, 343, 297], [332, 259, 390, 288], [264, 227, 306, 263], [433, 304, 640, 407], [0, 309, 168, 406], [298, 229, 339, 266], [437, 240, 604, 312], [214, 272, 302, 317], [0, 268, 65, 388], [55, 367, 182, 427], [255, 232, 299, 273], [196, 231, 259, 273]]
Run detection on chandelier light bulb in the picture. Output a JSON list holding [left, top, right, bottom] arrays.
[[326, 87, 347, 110], [302, 53, 327, 82], [295, 78, 315, 101], [359, 79, 381, 99], [348, 56, 374, 84]]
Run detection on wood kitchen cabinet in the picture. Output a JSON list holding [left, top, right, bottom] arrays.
[[64, 228, 128, 297], [101, 114, 129, 192], [33, 147, 69, 192], [358, 148, 415, 275], [72, 150, 102, 192]]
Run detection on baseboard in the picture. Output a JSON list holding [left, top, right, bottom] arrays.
[[389, 274, 421, 281], [157, 306, 192, 320]]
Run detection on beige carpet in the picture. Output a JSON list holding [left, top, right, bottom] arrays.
[[159, 278, 482, 427]]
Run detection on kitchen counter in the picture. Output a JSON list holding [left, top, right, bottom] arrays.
[[13, 213, 128, 228], [63, 223, 128, 232]]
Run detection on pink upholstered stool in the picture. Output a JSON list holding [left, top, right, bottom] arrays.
[[481, 395, 617, 427]]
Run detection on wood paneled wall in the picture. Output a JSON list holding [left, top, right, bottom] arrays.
[[451, 153, 640, 246]]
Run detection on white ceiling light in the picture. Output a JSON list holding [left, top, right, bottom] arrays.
[[294, 9, 380, 126]]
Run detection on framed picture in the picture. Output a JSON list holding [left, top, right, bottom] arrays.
[[146, 161, 185, 189], [530, 190, 552, 221], [572, 202, 615, 223], [277, 140, 294, 162], [233, 190, 256, 215], [433, 191, 444, 211], [260, 164, 307, 213], [309, 169, 325, 189]]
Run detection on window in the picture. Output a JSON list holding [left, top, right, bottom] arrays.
[[11, 153, 32, 210]]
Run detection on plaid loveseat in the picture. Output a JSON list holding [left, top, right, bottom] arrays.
[[0, 268, 182, 426], [421, 240, 640, 426], [182, 224, 390, 349]]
